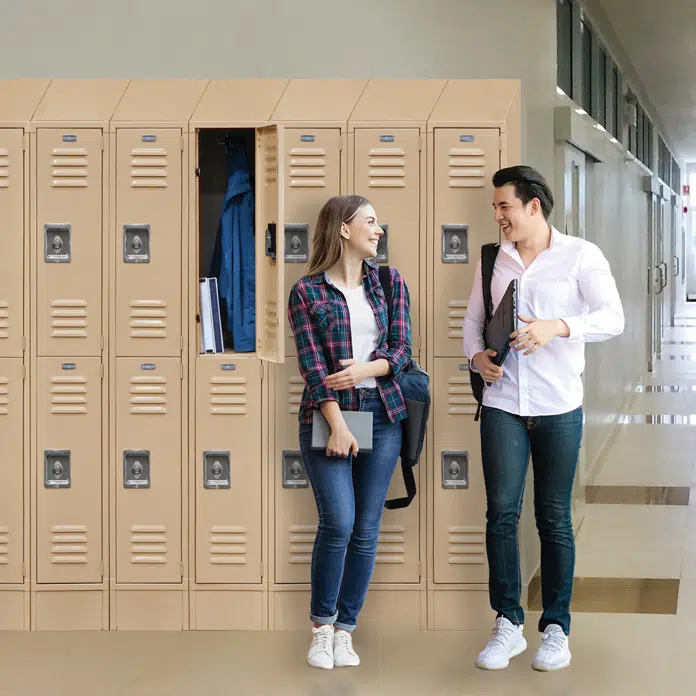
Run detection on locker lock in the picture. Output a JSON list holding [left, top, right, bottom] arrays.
[[45, 450, 71, 488], [204, 451, 231, 489], [124, 450, 151, 489], [124, 224, 151, 263], [282, 450, 308, 488], [265, 223, 277, 260], [442, 451, 469, 489], [442, 224, 469, 263], [284, 224, 309, 263], [44, 224, 71, 263]]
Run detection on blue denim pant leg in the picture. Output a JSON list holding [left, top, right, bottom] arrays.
[[299, 389, 401, 632], [480, 406, 582, 636]]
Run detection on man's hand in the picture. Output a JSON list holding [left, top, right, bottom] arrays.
[[510, 315, 570, 356], [472, 349, 504, 383], [324, 359, 372, 391]]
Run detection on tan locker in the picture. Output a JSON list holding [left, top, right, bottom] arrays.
[[194, 357, 262, 584], [431, 359, 487, 584], [115, 129, 183, 357], [432, 128, 501, 357], [281, 128, 342, 356], [0, 359, 24, 584], [0, 129, 26, 358], [36, 357, 103, 584], [36, 128, 104, 357], [115, 358, 182, 584], [353, 128, 422, 350]]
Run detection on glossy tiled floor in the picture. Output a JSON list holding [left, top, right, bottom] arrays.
[[2, 311, 696, 695]]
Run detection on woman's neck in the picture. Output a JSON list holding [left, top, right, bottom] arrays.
[[327, 254, 364, 289]]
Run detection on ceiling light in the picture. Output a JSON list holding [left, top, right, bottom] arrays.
[[556, 87, 567, 96], [575, 108, 587, 115]]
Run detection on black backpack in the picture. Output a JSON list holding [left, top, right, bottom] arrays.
[[378, 266, 431, 510], [469, 243, 501, 422]]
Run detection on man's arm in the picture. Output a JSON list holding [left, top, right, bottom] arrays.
[[463, 259, 487, 371]]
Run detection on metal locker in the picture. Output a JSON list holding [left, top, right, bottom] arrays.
[[115, 358, 182, 584], [353, 128, 422, 350], [432, 128, 501, 357], [194, 358, 262, 584], [283, 128, 342, 357], [0, 359, 24, 584], [36, 129, 103, 357], [36, 358, 103, 584], [0, 130, 25, 358], [115, 129, 183, 357], [432, 359, 487, 584]]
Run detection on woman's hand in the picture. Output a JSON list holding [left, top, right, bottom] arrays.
[[326, 424, 359, 458], [324, 359, 373, 391]]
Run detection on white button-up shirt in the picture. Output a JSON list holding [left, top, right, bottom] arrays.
[[463, 227, 625, 416]]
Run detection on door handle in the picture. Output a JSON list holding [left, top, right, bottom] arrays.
[[674, 256, 680, 277]]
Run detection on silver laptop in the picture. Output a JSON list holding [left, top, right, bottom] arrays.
[[311, 410, 374, 453]]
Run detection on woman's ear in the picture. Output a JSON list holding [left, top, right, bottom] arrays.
[[340, 223, 350, 239]]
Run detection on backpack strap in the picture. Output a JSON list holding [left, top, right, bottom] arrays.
[[379, 265, 393, 330]]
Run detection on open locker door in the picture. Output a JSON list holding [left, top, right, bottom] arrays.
[[256, 125, 285, 363]]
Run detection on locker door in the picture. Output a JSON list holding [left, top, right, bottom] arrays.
[[116, 129, 183, 357], [0, 130, 25, 358], [432, 359, 487, 584], [275, 361, 315, 584], [256, 125, 285, 363], [115, 358, 182, 584], [354, 129, 421, 351], [433, 129, 501, 357], [37, 129, 103, 357], [0, 359, 24, 583], [195, 358, 262, 584], [283, 128, 341, 357], [37, 358, 102, 584]]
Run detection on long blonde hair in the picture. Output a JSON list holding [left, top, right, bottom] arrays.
[[306, 195, 370, 276]]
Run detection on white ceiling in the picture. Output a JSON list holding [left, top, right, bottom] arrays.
[[598, 0, 696, 161]]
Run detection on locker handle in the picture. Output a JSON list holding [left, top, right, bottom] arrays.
[[265, 223, 277, 260]]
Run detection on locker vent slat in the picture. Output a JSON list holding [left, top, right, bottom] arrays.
[[50, 147, 89, 188], [289, 146, 327, 188], [129, 300, 168, 339], [130, 147, 168, 188], [375, 524, 407, 565], [0, 300, 8, 341], [447, 147, 486, 188], [447, 525, 486, 565], [367, 147, 406, 189], [0, 526, 8, 564], [51, 525, 89, 564], [448, 299, 467, 339], [447, 373, 478, 416], [209, 525, 248, 565], [50, 374, 88, 415], [130, 525, 168, 564], [264, 143, 278, 184], [287, 376, 304, 415], [130, 376, 168, 414], [0, 376, 8, 416], [288, 525, 317, 564], [0, 148, 10, 188], [209, 376, 248, 415]]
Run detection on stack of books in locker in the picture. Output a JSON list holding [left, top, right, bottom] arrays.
[[199, 278, 224, 354]]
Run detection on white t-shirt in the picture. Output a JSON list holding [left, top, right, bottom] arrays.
[[335, 283, 379, 389]]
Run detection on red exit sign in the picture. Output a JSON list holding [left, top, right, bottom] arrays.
[[684, 184, 690, 195]]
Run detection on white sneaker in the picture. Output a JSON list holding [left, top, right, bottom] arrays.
[[532, 625, 571, 672], [333, 629, 360, 667], [307, 624, 334, 670], [475, 616, 527, 670]]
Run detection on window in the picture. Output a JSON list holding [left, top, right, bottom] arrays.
[[627, 90, 637, 155], [636, 105, 644, 163], [598, 48, 607, 127], [646, 119, 653, 170], [557, 0, 573, 98], [644, 116, 653, 169], [612, 66, 620, 138], [672, 157, 681, 193], [581, 20, 594, 115]]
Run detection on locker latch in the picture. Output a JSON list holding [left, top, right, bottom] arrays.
[[442, 224, 469, 263], [442, 451, 469, 489], [282, 450, 308, 488], [375, 224, 389, 263], [284, 224, 309, 263], [124, 450, 151, 488], [265, 223, 277, 260], [204, 451, 231, 489], [124, 225, 151, 263], [44, 224, 71, 263], [44, 450, 71, 488]]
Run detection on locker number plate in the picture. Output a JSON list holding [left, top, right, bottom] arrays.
[[442, 451, 469, 489], [44, 224, 71, 263], [204, 451, 231, 489], [45, 450, 71, 488], [124, 450, 151, 488], [442, 224, 469, 263], [284, 224, 309, 263], [282, 450, 308, 488], [124, 225, 151, 263]]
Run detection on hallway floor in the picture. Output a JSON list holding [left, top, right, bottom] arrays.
[[2, 310, 695, 695]]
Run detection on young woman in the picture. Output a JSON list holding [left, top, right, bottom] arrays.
[[288, 195, 412, 670]]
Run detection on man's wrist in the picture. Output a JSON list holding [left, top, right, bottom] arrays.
[[556, 319, 571, 338]]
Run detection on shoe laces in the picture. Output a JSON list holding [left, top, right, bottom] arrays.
[[312, 627, 333, 653], [487, 622, 515, 649], [540, 629, 566, 653], [334, 631, 354, 653]]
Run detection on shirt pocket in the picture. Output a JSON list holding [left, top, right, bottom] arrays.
[[308, 301, 337, 334], [531, 280, 573, 319]]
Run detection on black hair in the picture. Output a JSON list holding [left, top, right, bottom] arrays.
[[492, 165, 554, 219]]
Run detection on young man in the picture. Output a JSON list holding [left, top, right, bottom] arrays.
[[463, 166, 624, 672]]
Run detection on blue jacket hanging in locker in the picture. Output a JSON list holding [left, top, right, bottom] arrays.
[[210, 142, 256, 352]]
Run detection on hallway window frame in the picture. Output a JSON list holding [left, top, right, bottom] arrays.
[[557, 0, 574, 98]]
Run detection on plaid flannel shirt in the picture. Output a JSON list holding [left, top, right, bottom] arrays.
[[288, 260, 412, 425]]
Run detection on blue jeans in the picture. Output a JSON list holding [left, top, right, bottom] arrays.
[[299, 388, 402, 632], [480, 405, 583, 635]]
